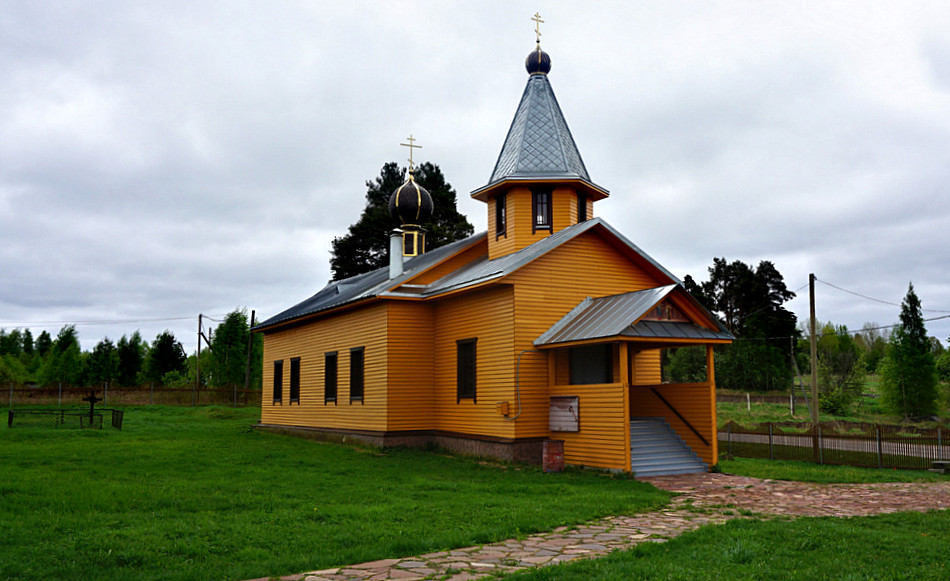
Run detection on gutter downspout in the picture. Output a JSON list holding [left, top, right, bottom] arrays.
[[389, 229, 403, 279]]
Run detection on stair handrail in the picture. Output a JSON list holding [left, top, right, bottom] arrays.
[[648, 387, 709, 447]]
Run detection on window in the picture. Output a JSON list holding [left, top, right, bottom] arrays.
[[577, 193, 588, 222], [350, 347, 365, 403], [533, 189, 552, 232], [289, 357, 301, 403], [569, 344, 612, 385], [456, 338, 477, 402], [324, 352, 338, 404], [495, 193, 507, 237], [272, 360, 283, 404]]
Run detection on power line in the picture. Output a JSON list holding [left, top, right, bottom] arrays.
[[815, 277, 950, 313], [0, 314, 230, 328]]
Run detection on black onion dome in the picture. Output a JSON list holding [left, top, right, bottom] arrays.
[[525, 44, 551, 75], [389, 175, 434, 225]]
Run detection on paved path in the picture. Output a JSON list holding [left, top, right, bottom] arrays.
[[246, 473, 950, 581]]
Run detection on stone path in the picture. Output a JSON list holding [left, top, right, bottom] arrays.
[[246, 473, 950, 581]]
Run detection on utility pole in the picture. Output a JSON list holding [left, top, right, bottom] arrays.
[[809, 273, 820, 460], [241, 310, 255, 407]]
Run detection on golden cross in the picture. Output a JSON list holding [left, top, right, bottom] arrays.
[[532, 12, 544, 44], [400, 134, 422, 172]]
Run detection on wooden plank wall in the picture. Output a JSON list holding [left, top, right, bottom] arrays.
[[630, 350, 662, 384], [431, 285, 516, 438], [549, 381, 629, 471], [260, 304, 388, 431], [386, 301, 436, 431], [487, 187, 584, 260], [508, 231, 662, 440], [631, 383, 715, 465]]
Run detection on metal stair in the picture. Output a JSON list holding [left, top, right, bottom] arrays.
[[630, 417, 708, 477]]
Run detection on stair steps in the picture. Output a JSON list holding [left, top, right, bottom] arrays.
[[630, 417, 707, 477]]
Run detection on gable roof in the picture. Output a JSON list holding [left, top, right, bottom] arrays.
[[255, 217, 689, 331], [534, 285, 734, 347], [471, 72, 608, 201], [254, 233, 486, 330]]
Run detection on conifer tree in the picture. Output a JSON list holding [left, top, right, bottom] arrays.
[[880, 283, 937, 419], [330, 162, 474, 280]]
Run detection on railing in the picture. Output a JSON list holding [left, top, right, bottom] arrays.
[[650, 387, 709, 447], [719, 421, 950, 470], [8, 408, 124, 430]]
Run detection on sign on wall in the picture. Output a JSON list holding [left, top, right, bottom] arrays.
[[549, 396, 579, 432]]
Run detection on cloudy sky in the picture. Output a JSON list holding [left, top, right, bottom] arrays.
[[3, 1, 950, 353]]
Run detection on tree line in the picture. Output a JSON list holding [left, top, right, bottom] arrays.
[[670, 259, 948, 420], [0, 309, 263, 390]]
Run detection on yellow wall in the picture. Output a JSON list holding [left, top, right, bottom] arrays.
[[632, 383, 716, 466], [260, 303, 388, 431], [386, 301, 435, 430], [549, 381, 629, 471], [487, 186, 588, 260], [431, 285, 517, 438], [506, 230, 663, 440]]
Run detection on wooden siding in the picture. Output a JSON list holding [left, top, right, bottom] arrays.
[[386, 301, 435, 430], [405, 238, 488, 286], [260, 303, 388, 431], [507, 230, 663, 440], [631, 383, 716, 465], [630, 350, 662, 384], [487, 187, 586, 260], [549, 382, 629, 471], [431, 285, 516, 438]]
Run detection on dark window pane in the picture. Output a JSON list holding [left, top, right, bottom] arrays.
[[325, 352, 337, 403], [457, 339, 477, 401], [289, 357, 301, 403], [569, 344, 612, 385], [273, 360, 283, 403], [350, 347, 365, 402]]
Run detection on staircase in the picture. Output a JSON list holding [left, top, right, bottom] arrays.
[[630, 418, 708, 477]]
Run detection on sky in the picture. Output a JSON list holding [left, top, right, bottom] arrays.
[[2, 1, 950, 353]]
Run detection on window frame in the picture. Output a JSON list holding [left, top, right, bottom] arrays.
[[289, 357, 301, 404], [456, 338, 477, 403], [349, 347, 365, 403], [324, 351, 338, 404], [532, 189, 552, 233], [272, 360, 283, 404], [495, 193, 507, 238]]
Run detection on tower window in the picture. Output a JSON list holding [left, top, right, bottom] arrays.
[[495, 193, 507, 237], [578, 193, 588, 222], [533, 190, 552, 232]]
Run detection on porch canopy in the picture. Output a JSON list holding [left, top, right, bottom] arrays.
[[534, 285, 733, 350]]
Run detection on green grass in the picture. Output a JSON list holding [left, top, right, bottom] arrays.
[[718, 457, 950, 484], [0, 406, 669, 581], [501, 511, 950, 580]]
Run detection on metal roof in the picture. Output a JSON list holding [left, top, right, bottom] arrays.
[[534, 286, 734, 346], [482, 71, 604, 190], [254, 233, 486, 329]]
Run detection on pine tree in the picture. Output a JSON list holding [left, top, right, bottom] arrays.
[[880, 283, 937, 419], [329, 162, 474, 280]]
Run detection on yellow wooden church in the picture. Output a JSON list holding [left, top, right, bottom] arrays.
[[255, 35, 733, 475]]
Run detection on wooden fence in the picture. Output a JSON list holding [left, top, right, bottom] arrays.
[[719, 420, 950, 470], [4, 384, 261, 407]]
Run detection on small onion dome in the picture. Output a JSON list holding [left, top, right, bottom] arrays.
[[525, 44, 551, 75], [389, 174, 434, 225]]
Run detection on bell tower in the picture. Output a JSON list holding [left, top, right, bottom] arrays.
[[471, 15, 609, 260]]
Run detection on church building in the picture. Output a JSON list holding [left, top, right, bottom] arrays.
[[255, 30, 733, 475]]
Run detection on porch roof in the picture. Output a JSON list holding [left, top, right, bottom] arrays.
[[534, 285, 733, 347]]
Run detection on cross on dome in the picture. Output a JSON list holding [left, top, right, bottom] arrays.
[[532, 12, 544, 44], [400, 134, 422, 173]]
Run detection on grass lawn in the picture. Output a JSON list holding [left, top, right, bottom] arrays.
[[500, 510, 950, 580], [718, 457, 950, 484], [0, 405, 669, 581]]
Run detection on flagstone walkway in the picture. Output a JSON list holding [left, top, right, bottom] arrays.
[[247, 473, 950, 581]]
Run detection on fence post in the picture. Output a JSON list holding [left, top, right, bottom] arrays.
[[876, 426, 883, 469], [818, 425, 824, 465], [789, 393, 795, 416], [727, 425, 732, 456], [104, 382, 108, 405], [150, 382, 154, 405], [58, 382, 62, 406], [938, 427, 943, 462], [768, 423, 774, 460], [8, 382, 12, 408], [746, 392, 751, 412]]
